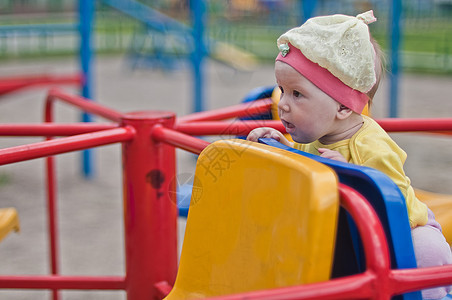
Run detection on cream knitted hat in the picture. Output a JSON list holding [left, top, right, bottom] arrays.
[[276, 11, 377, 113]]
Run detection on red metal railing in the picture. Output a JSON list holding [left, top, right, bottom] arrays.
[[0, 88, 135, 300], [0, 126, 134, 165], [203, 185, 452, 300], [1, 88, 452, 299], [44, 88, 130, 300], [0, 74, 82, 97], [378, 118, 452, 133]]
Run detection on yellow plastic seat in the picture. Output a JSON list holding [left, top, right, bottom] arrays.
[[415, 189, 452, 245], [0, 208, 20, 242], [165, 139, 339, 299]]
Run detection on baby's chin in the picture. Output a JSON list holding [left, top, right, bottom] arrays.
[[291, 135, 316, 144]]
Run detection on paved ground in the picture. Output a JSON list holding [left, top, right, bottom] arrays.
[[0, 55, 452, 299]]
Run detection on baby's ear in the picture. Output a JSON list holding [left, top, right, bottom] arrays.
[[337, 104, 353, 120]]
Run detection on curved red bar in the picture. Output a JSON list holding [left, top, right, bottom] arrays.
[[177, 98, 272, 123], [45, 88, 124, 123], [0, 74, 82, 96]]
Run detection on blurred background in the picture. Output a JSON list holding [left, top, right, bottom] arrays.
[[1, 1, 452, 299], [2, 0, 452, 116], [2, 0, 452, 70], [0, 0, 452, 67], [1, 0, 452, 72]]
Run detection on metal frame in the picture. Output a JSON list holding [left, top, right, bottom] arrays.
[[1, 89, 452, 299]]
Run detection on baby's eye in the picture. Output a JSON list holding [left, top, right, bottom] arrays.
[[279, 86, 284, 94], [293, 90, 302, 98]]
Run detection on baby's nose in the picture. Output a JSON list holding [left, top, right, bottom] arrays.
[[278, 102, 290, 113]]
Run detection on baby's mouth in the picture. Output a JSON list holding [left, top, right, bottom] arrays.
[[281, 119, 295, 133]]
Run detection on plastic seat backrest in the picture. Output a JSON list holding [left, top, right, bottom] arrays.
[[0, 208, 20, 242], [165, 139, 339, 299], [259, 138, 422, 300]]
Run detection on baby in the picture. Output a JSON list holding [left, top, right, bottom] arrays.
[[247, 11, 452, 299]]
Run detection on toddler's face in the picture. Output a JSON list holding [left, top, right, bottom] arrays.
[[275, 61, 340, 144]]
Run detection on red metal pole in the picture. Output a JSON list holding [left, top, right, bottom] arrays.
[[0, 123, 117, 136], [0, 275, 125, 290], [177, 98, 272, 123], [377, 118, 452, 132], [46, 152, 59, 300], [121, 111, 178, 300], [39, 88, 124, 299], [391, 264, 452, 295], [0, 74, 82, 96], [206, 273, 373, 300], [151, 125, 209, 155], [339, 184, 392, 299], [45, 88, 124, 122], [0, 127, 135, 166], [175, 120, 285, 136]]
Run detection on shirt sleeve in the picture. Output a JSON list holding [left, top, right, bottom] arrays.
[[352, 133, 428, 228]]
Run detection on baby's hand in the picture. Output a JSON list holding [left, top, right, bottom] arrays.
[[318, 148, 347, 163], [247, 127, 292, 147]]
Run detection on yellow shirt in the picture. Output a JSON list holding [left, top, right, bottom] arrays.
[[294, 115, 428, 228]]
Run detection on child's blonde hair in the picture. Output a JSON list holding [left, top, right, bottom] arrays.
[[366, 36, 386, 106]]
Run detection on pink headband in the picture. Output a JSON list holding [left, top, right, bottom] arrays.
[[275, 44, 369, 114]]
